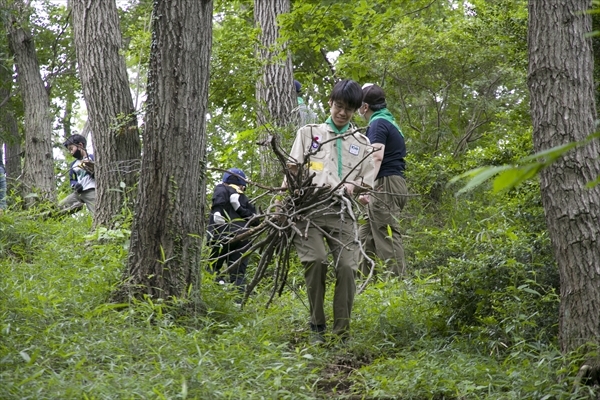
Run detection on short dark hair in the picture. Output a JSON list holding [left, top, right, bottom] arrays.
[[63, 134, 87, 148], [330, 79, 363, 111], [363, 84, 387, 111]]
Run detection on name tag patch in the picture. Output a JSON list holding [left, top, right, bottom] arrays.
[[349, 144, 360, 155], [309, 161, 324, 171]]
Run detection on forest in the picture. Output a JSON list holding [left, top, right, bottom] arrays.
[[2, 0, 600, 398]]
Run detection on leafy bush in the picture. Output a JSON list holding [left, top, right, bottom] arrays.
[[0, 145, 581, 400]]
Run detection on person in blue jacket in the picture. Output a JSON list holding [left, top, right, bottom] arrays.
[[207, 168, 258, 289], [59, 134, 96, 214]]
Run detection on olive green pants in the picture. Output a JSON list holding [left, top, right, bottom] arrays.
[[59, 189, 96, 214], [358, 175, 407, 276], [293, 205, 358, 335]]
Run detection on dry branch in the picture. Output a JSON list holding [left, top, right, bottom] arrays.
[[209, 130, 379, 306]]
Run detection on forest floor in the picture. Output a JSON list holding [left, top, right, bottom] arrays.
[[0, 212, 595, 399]]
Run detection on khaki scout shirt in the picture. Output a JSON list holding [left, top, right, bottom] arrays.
[[288, 123, 375, 190]]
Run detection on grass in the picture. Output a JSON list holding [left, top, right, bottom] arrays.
[[0, 211, 593, 399]]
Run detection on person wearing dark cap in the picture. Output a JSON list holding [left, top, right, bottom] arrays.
[[59, 134, 96, 214], [293, 79, 318, 127], [357, 84, 408, 277], [207, 168, 258, 292], [285, 79, 375, 343]]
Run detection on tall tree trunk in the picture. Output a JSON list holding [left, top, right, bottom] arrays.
[[72, 0, 141, 227], [0, 110, 21, 195], [528, 0, 600, 353], [5, 1, 56, 204], [254, 0, 295, 180], [0, 47, 21, 193], [121, 0, 212, 302]]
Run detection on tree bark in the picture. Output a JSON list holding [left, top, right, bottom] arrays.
[[72, 0, 141, 227], [254, 0, 295, 179], [3, 114, 21, 189], [528, 0, 600, 353], [5, 1, 56, 204], [0, 49, 22, 192], [121, 0, 212, 302]]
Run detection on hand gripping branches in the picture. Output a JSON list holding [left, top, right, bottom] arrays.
[[213, 129, 376, 306]]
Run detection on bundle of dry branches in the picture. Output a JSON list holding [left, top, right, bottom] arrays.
[[211, 130, 377, 306]]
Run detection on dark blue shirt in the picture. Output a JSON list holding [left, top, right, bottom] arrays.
[[366, 118, 406, 179]]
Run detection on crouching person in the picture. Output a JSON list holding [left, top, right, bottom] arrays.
[[207, 168, 258, 291], [59, 134, 96, 214]]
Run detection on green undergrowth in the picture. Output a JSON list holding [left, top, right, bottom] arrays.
[[0, 211, 592, 399]]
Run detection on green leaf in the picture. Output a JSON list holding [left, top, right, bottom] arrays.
[[506, 231, 518, 241], [492, 164, 541, 193], [520, 142, 578, 163], [451, 165, 512, 195], [586, 175, 600, 188]]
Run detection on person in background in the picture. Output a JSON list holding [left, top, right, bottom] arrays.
[[207, 168, 258, 292], [285, 79, 374, 343], [0, 160, 6, 215], [59, 134, 96, 214], [294, 79, 318, 126], [357, 83, 408, 277]]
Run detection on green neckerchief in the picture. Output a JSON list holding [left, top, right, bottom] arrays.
[[297, 97, 305, 105], [370, 108, 404, 137], [325, 116, 350, 178]]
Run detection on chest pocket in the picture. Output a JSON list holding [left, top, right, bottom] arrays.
[[306, 139, 328, 173], [342, 141, 365, 173], [306, 137, 328, 160]]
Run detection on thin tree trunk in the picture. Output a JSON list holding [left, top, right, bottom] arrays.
[[121, 0, 212, 302], [4, 115, 21, 190], [61, 96, 73, 138], [5, 1, 56, 204], [528, 0, 600, 353], [72, 0, 141, 227], [254, 0, 295, 180], [61, 60, 77, 139]]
